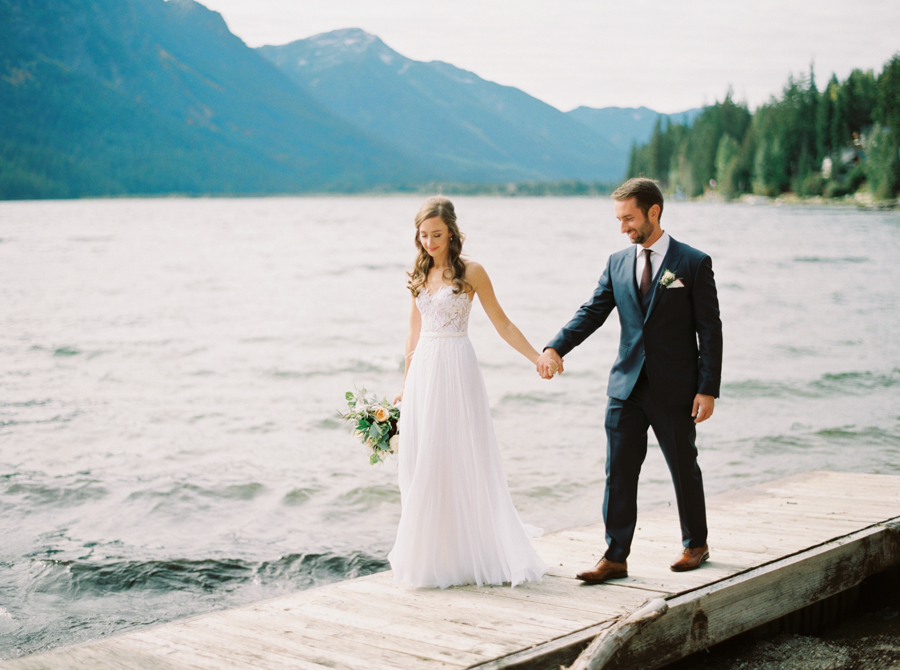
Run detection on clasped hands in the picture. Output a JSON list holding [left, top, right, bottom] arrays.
[[536, 348, 563, 380]]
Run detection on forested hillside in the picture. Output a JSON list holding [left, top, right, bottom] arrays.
[[626, 55, 900, 200], [0, 0, 423, 199]]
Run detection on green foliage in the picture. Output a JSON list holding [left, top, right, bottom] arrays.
[[816, 75, 841, 163], [824, 163, 866, 198], [798, 173, 826, 197], [840, 69, 877, 136], [627, 56, 900, 201], [625, 91, 751, 196], [874, 53, 900, 131], [714, 134, 741, 197], [337, 387, 400, 465], [864, 124, 900, 198]]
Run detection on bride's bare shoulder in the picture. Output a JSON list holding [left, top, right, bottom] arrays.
[[463, 259, 489, 289], [464, 259, 486, 277]]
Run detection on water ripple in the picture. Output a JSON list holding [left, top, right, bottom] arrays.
[[29, 551, 387, 598], [724, 368, 900, 399]]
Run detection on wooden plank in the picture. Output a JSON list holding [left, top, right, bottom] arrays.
[[271, 599, 528, 658], [468, 519, 900, 670], [607, 519, 900, 670], [468, 621, 614, 670], [1, 635, 218, 670], [334, 574, 603, 630], [318, 580, 582, 642], [210, 603, 483, 667], [148, 613, 461, 670], [457, 576, 653, 618]]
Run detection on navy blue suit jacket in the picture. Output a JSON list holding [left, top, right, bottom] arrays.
[[547, 237, 722, 406]]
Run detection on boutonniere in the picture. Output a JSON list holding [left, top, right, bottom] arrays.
[[658, 269, 685, 288]]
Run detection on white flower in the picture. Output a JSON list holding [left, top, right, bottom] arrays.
[[658, 269, 677, 288], [389, 434, 400, 453]]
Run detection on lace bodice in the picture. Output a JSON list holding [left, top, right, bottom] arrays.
[[417, 285, 472, 334]]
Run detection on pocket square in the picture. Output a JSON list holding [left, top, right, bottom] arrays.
[[667, 278, 685, 288]]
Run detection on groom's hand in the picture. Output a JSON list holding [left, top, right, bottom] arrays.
[[692, 394, 715, 423], [537, 349, 564, 379]]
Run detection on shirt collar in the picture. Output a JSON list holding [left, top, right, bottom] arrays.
[[636, 230, 670, 258]]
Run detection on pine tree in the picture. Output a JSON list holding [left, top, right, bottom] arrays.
[[874, 53, 900, 130], [816, 76, 839, 165]]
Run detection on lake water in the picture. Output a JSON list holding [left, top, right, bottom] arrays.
[[1, 196, 898, 658]]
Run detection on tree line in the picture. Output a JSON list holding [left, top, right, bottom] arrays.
[[626, 54, 900, 200]]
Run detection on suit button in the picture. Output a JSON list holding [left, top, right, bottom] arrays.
[[641, 350, 645, 356]]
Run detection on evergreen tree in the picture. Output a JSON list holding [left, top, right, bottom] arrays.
[[874, 53, 900, 130], [714, 134, 741, 196], [623, 55, 899, 199], [648, 117, 667, 182], [626, 142, 640, 179], [840, 68, 877, 136], [816, 75, 839, 166], [864, 124, 900, 198], [829, 91, 850, 161]]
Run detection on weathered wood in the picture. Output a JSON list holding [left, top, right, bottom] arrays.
[[334, 576, 603, 630], [458, 578, 654, 617], [605, 519, 900, 670], [209, 604, 484, 666], [569, 598, 669, 670], [3, 472, 900, 670]]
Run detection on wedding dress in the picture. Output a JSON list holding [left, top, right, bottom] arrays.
[[388, 285, 547, 588]]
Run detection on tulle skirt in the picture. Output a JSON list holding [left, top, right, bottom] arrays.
[[388, 332, 547, 589]]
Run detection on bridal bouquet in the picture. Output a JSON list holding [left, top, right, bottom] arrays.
[[338, 388, 400, 464]]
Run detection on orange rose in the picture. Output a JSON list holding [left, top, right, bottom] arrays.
[[374, 406, 390, 423]]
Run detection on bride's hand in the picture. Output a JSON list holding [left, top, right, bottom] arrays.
[[393, 389, 403, 405], [536, 349, 564, 379]]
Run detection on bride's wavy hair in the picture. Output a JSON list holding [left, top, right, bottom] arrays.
[[407, 196, 469, 297]]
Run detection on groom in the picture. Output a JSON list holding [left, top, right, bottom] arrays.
[[537, 177, 722, 583]]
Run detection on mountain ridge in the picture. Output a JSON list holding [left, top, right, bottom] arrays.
[[0, 1, 425, 197], [257, 28, 625, 183], [1, 8, 705, 199], [567, 105, 704, 151]]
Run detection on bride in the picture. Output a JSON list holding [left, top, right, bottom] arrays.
[[389, 196, 549, 589]]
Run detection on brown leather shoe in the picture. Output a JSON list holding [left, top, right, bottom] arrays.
[[576, 558, 628, 584], [670, 544, 710, 572]]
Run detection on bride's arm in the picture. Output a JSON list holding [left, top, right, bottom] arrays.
[[467, 262, 541, 365], [393, 295, 421, 404]]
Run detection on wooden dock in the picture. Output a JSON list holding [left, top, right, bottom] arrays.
[[5, 471, 900, 670]]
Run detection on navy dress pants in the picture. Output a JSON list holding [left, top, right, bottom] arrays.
[[602, 369, 708, 563]]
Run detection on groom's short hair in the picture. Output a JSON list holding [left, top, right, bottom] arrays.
[[612, 178, 664, 221]]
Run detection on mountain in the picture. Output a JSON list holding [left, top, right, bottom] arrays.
[[257, 29, 623, 183], [567, 106, 704, 152], [0, 0, 424, 198]]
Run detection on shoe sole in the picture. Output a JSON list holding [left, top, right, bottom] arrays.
[[576, 572, 628, 584], [670, 552, 710, 572]]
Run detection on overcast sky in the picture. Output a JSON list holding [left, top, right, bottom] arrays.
[[198, 0, 899, 114]]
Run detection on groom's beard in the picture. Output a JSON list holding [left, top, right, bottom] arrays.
[[628, 217, 654, 245]]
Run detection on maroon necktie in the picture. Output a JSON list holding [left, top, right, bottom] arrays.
[[640, 249, 652, 298]]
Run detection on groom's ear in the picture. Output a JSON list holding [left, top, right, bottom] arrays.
[[648, 204, 661, 224]]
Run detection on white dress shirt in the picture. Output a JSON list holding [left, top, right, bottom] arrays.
[[634, 231, 670, 288]]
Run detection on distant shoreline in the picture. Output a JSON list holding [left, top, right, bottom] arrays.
[[727, 191, 898, 210], [2, 184, 897, 207]]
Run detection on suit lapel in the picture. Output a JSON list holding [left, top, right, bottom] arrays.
[[645, 237, 682, 323]]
